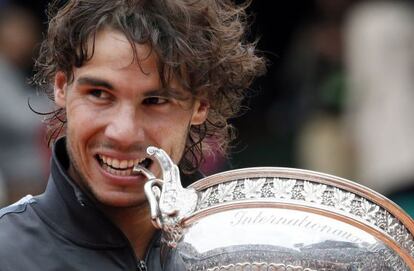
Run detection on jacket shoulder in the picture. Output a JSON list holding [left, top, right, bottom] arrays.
[[0, 195, 35, 219], [0, 195, 41, 270]]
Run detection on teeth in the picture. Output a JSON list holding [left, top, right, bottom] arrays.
[[112, 159, 120, 168], [99, 155, 147, 170], [108, 167, 116, 175], [119, 160, 128, 169], [102, 164, 133, 176]]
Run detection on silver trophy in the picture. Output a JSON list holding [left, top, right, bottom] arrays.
[[136, 147, 414, 270]]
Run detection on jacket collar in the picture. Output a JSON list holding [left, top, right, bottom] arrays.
[[33, 137, 128, 248], [33, 137, 204, 249]]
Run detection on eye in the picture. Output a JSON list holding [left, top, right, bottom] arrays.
[[89, 89, 111, 100], [143, 97, 169, 105]]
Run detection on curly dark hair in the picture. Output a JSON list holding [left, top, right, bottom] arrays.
[[32, 0, 266, 173]]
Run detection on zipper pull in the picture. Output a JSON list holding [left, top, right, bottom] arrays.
[[137, 260, 147, 271]]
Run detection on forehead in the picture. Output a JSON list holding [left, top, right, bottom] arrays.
[[81, 28, 159, 75], [73, 28, 190, 98]]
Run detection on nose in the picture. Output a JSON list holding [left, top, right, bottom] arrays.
[[104, 105, 145, 147]]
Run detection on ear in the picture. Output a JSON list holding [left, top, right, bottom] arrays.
[[190, 99, 209, 125], [54, 71, 68, 108]]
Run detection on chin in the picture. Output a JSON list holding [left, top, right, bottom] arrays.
[[95, 191, 148, 208]]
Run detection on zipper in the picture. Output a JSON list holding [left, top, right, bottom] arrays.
[[137, 231, 161, 271], [70, 177, 153, 271], [136, 233, 158, 271], [137, 260, 147, 271]]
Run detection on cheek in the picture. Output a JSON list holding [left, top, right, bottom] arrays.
[[146, 108, 190, 134], [155, 114, 191, 160], [66, 120, 89, 163], [65, 105, 104, 156], [67, 102, 104, 133]]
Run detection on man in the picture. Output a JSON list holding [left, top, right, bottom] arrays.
[[0, 0, 265, 270]]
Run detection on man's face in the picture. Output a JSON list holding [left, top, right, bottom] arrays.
[[54, 29, 208, 208]]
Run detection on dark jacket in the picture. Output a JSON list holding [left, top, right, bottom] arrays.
[[0, 138, 162, 270]]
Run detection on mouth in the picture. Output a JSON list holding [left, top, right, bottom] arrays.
[[96, 154, 153, 177]]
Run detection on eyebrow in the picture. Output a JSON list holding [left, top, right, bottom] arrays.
[[76, 76, 114, 90], [144, 88, 191, 101], [142, 89, 168, 97], [76, 76, 191, 100]]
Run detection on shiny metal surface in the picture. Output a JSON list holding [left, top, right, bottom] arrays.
[[143, 147, 414, 270]]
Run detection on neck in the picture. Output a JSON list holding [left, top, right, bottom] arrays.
[[104, 204, 157, 260]]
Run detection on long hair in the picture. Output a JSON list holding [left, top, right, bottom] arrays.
[[32, 0, 266, 172]]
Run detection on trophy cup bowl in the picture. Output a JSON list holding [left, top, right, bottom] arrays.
[[139, 147, 414, 271]]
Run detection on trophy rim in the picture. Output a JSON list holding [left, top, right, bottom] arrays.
[[190, 166, 414, 234], [187, 166, 414, 268]]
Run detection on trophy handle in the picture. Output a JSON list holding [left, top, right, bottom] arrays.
[[135, 146, 199, 245], [143, 179, 163, 229]]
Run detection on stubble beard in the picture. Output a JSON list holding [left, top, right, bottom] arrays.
[[63, 120, 191, 209], [65, 138, 100, 202], [65, 138, 148, 209]]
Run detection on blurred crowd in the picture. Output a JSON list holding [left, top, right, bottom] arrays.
[[290, 0, 414, 216], [0, 3, 50, 206], [229, 0, 414, 217], [0, 0, 413, 217]]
